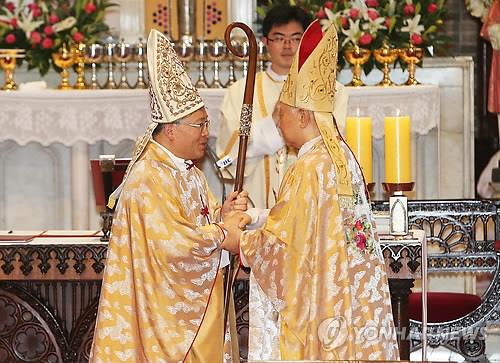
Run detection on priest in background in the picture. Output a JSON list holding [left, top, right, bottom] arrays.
[[222, 20, 400, 361], [89, 29, 247, 363]]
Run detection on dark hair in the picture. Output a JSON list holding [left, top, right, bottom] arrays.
[[262, 5, 312, 38], [152, 122, 165, 136]]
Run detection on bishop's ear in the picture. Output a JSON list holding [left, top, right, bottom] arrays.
[[298, 109, 312, 128]]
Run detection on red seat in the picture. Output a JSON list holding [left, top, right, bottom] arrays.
[[409, 292, 481, 323]]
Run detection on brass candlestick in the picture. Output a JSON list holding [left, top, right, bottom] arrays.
[[134, 38, 148, 89], [72, 42, 87, 89], [400, 44, 424, 86], [52, 44, 75, 90], [85, 43, 103, 90], [0, 49, 25, 91], [208, 39, 226, 88], [373, 44, 399, 87], [344, 45, 371, 87]]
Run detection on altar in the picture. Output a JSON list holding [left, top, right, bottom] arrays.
[[0, 57, 474, 231], [0, 229, 424, 362]]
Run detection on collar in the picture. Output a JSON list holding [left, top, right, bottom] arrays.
[[151, 139, 194, 171], [266, 63, 288, 82], [298, 136, 322, 158]]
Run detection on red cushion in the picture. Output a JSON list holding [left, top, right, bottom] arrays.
[[409, 292, 481, 323]]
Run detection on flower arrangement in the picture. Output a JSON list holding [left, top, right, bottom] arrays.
[[257, 0, 447, 71], [0, 0, 114, 75]]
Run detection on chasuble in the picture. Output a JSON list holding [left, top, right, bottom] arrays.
[[239, 19, 400, 361], [240, 137, 400, 360], [90, 141, 238, 363]]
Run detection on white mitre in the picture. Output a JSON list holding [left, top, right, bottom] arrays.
[[108, 29, 204, 208]]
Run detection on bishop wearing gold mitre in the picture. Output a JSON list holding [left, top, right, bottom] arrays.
[[222, 20, 401, 360], [89, 29, 246, 363]]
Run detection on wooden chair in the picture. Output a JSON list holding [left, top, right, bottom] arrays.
[[90, 156, 130, 241]]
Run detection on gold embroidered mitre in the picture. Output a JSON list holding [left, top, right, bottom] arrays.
[[147, 29, 204, 123], [280, 19, 338, 112], [108, 29, 204, 208], [280, 20, 353, 196]]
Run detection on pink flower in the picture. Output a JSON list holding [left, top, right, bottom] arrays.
[[385, 17, 391, 28], [355, 220, 363, 231], [41, 37, 54, 49], [404, 3, 415, 16], [355, 233, 367, 250], [44, 25, 54, 36], [30, 31, 42, 45], [341, 16, 349, 28], [10, 17, 17, 28], [316, 8, 326, 19], [349, 8, 360, 19], [6, 2, 16, 13], [72, 31, 84, 43], [84, 2, 97, 14], [28, 3, 42, 17], [359, 33, 373, 46], [324, 1, 334, 9], [49, 14, 59, 24], [427, 3, 438, 14], [411, 33, 423, 45], [5, 33, 16, 44], [367, 9, 379, 21], [366, 0, 379, 7]]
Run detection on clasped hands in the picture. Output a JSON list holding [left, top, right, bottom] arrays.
[[220, 191, 252, 254]]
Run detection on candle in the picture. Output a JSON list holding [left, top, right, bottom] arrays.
[[345, 116, 373, 183], [384, 115, 411, 183]]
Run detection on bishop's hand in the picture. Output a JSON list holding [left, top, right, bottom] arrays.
[[221, 190, 249, 219], [220, 211, 251, 254]]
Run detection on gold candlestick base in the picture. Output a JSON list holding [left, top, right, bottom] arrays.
[[0, 49, 25, 91], [52, 44, 75, 90], [400, 45, 423, 86], [373, 44, 399, 87], [72, 43, 87, 90], [344, 46, 371, 87]]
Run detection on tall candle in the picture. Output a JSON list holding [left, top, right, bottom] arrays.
[[384, 115, 411, 183], [345, 116, 373, 183]]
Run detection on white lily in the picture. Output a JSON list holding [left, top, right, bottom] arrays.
[[17, 11, 44, 38], [387, 0, 397, 16], [320, 7, 343, 31], [53, 17, 77, 33], [362, 16, 386, 34], [342, 18, 362, 46], [401, 14, 425, 35]]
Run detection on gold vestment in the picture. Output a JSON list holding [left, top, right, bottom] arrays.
[[90, 142, 238, 362], [240, 138, 400, 360]]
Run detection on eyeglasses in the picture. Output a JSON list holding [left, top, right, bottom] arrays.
[[266, 36, 302, 45], [175, 119, 211, 130]]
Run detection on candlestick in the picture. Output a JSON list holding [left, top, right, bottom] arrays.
[[346, 116, 373, 183], [384, 115, 411, 183]]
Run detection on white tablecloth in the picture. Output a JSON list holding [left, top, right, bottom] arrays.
[[0, 86, 439, 145], [0, 86, 440, 230]]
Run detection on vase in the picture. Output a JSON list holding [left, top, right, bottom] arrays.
[[344, 46, 371, 87], [399, 44, 424, 86], [52, 44, 75, 90]]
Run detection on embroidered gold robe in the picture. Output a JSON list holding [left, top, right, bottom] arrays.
[[90, 142, 238, 363], [240, 138, 400, 361]]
